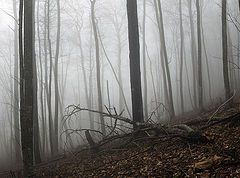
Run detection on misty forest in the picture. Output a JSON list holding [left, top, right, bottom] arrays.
[[0, 0, 239, 177]]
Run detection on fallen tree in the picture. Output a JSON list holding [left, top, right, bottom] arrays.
[[62, 105, 212, 153]]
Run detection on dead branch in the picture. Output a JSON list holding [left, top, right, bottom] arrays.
[[207, 90, 236, 124]]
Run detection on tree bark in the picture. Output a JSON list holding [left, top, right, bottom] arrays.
[[20, 0, 34, 175], [222, 0, 231, 101], [126, 0, 144, 125]]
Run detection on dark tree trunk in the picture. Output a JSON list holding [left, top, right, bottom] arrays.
[[32, 0, 41, 164], [222, 0, 231, 100], [20, 0, 34, 176], [126, 0, 144, 125]]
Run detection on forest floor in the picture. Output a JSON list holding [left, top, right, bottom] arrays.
[[2, 104, 240, 177]]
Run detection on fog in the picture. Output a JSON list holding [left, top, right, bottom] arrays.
[[0, 0, 239, 169]]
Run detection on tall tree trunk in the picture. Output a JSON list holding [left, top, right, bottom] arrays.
[[179, 0, 184, 114], [187, 0, 198, 109], [153, 0, 170, 116], [146, 44, 159, 117], [227, 27, 236, 89], [32, 0, 41, 164], [90, 0, 106, 136], [142, 0, 148, 120], [237, 32, 240, 91], [89, 23, 94, 129], [222, 0, 231, 100], [9, 36, 14, 163], [46, 0, 54, 155], [201, 21, 213, 103], [196, 0, 203, 110], [13, 0, 22, 163], [33, 51, 41, 164], [20, 0, 34, 175], [53, 0, 61, 154], [157, 0, 175, 119], [126, 0, 144, 125], [77, 25, 94, 129], [37, 0, 46, 156]]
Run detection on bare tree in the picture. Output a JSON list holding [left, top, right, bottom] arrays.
[[187, 0, 198, 109], [53, 0, 61, 154], [196, 0, 203, 110], [156, 0, 175, 119], [153, 0, 170, 116], [20, 0, 34, 175], [142, 0, 148, 120], [179, 0, 184, 113], [12, 0, 21, 163], [90, 0, 106, 136], [222, 0, 231, 100], [126, 0, 144, 125]]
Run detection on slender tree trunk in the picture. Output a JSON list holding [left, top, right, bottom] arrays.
[[127, 0, 144, 125], [179, 0, 184, 113], [142, 0, 148, 120], [227, 27, 235, 89], [53, 0, 61, 154], [43, 0, 51, 154], [13, 0, 22, 163], [157, 0, 175, 118], [33, 50, 41, 164], [153, 0, 170, 114], [37, 0, 46, 156], [9, 38, 14, 163], [89, 24, 94, 129], [222, 0, 231, 100], [32, 0, 41, 164], [183, 45, 194, 109], [201, 21, 212, 103], [77, 25, 94, 129], [237, 32, 240, 91], [46, 0, 54, 155], [90, 0, 106, 136], [196, 0, 203, 110], [187, 0, 198, 109], [146, 44, 159, 117]]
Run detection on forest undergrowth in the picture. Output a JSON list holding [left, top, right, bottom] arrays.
[[3, 104, 240, 177]]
